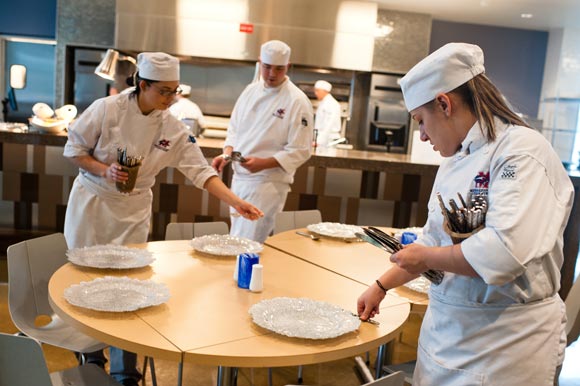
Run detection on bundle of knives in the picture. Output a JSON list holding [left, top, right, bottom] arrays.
[[437, 192, 487, 233], [355, 226, 444, 285], [117, 147, 143, 167]]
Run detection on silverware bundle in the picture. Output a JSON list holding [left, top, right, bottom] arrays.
[[356, 226, 444, 285], [117, 147, 143, 167], [437, 192, 487, 233]]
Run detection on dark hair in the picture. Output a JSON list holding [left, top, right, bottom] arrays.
[[449, 73, 530, 142], [128, 72, 158, 97]]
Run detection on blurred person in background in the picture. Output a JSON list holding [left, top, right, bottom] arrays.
[[313, 80, 341, 147], [169, 83, 207, 133], [212, 40, 313, 243]]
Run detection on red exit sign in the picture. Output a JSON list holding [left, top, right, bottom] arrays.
[[239, 23, 254, 33]]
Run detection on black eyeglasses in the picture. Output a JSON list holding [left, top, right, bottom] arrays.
[[150, 84, 182, 97]]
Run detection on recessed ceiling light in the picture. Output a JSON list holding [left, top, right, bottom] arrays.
[[521, 13, 534, 19]]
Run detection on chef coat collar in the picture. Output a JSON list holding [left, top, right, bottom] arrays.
[[456, 116, 507, 159], [129, 93, 163, 118]]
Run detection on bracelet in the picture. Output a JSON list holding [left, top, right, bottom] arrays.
[[375, 279, 388, 293], [220, 153, 231, 161]]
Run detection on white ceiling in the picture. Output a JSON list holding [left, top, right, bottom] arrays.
[[374, 0, 580, 31]]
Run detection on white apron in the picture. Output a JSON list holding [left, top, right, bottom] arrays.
[[414, 290, 565, 386], [230, 177, 290, 243]]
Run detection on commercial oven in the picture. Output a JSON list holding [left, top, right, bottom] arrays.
[[363, 73, 410, 153]]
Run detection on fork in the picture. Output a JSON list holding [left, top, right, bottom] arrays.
[[295, 231, 320, 241]]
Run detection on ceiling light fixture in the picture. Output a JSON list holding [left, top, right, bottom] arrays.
[[95, 49, 137, 81]]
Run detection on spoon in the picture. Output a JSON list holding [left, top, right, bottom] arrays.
[[295, 231, 320, 241]]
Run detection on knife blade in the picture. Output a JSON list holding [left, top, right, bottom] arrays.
[[355, 232, 395, 254]]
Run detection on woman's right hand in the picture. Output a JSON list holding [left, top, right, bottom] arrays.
[[357, 283, 387, 321], [104, 162, 128, 182]]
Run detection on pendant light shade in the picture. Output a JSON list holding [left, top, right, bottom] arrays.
[[95, 49, 136, 81]]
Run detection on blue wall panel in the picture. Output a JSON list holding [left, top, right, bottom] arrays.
[[0, 0, 57, 38]]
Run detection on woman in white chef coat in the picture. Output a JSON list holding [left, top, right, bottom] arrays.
[[313, 80, 342, 147], [212, 40, 313, 243], [63, 52, 262, 386], [357, 43, 573, 386]]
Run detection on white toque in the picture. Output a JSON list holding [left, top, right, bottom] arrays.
[[137, 52, 180, 81]]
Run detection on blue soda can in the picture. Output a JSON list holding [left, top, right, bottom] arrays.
[[401, 231, 418, 245], [237, 253, 260, 289]]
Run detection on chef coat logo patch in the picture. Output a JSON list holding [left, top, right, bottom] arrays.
[[273, 108, 286, 119], [188, 135, 196, 144], [154, 139, 171, 152], [301, 117, 308, 127], [500, 164, 517, 180], [471, 171, 490, 196]]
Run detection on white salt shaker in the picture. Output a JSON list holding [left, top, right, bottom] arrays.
[[233, 254, 241, 281], [249, 264, 263, 292]]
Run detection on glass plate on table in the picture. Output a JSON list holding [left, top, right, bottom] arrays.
[[66, 244, 155, 269], [306, 222, 364, 240], [403, 276, 431, 294], [190, 234, 263, 256], [248, 297, 360, 339], [64, 276, 170, 312]]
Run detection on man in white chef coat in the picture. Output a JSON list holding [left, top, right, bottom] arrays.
[[212, 40, 314, 243], [313, 80, 342, 147], [168, 84, 206, 131]]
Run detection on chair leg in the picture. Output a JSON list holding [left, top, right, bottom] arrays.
[[268, 367, 273, 386], [297, 365, 303, 384], [142, 356, 157, 386]]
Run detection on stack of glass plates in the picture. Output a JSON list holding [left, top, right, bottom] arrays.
[[249, 297, 360, 339], [66, 245, 155, 269], [306, 222, 364, 240], [403, 276, 431, 294], [190, 234, 263, 256], [64, 276, 170, 312]]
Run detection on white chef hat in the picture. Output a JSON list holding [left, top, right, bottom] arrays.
[[260, 40, 291, 66], [314, 80, 332, 92], [137, 52, 180, 81], [179, 84, 191, 95], [400, 42, 485, 112]]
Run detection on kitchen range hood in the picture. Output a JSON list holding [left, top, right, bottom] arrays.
[[115, 0, 377, 71]]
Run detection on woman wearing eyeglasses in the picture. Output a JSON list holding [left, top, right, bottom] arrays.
[[62, 52, 263, 386]]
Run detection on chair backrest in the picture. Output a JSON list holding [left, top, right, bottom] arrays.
[[566, 275, 580, 345], [273, 210, 322, 234], [165, 221, 229, 240], [0, 332, 53, 386], [7, 233, 69, 331], [364, 371, 405, 386]]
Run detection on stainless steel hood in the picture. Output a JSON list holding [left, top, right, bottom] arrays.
[[115, 0, 377, 71]]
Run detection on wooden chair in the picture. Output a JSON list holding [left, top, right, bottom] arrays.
[[165, 221, 229, 240]]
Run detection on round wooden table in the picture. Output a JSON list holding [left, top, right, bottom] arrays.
[[49, 240, 410, 385]]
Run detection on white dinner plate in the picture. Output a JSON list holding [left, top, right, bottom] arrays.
[[190, 234, 263, 256], [306, 222, 364, 240], [64, 276, 170, 312], [248, 297, 360, 339], [66, 244, 155, 269]]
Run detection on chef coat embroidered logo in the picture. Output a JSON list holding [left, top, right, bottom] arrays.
[[188, 135, 196, 144], [500, 164, 517, 180], [154, 139, 171, 152], [471, 171, 490, 196], [301, 117, 308, 127], [273, 108, 286, 119]]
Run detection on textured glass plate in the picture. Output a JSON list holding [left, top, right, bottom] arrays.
[[190, 234, 263, 256], [248, 297, 360, 339], [67, 245, 155, 269], [64, 276, 170, 312], [306, 222, 364, 240], [403, 276, 431, 294]]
